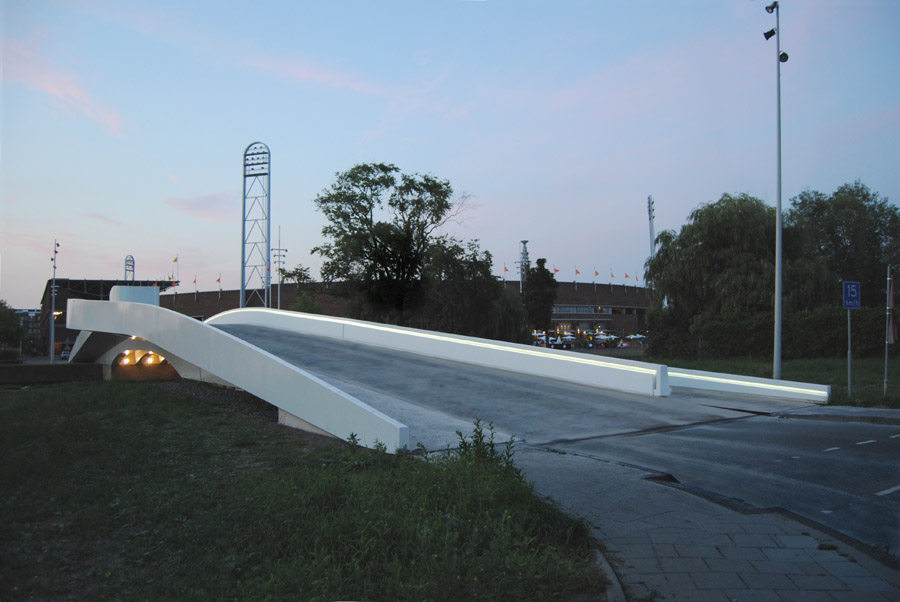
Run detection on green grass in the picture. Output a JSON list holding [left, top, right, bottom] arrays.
[[0, 381, 605, 601], [652, 355, 900, 408]]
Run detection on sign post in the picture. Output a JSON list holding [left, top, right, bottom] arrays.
[[843, 281, 861, 397]]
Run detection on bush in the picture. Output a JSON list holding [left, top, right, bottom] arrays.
[[785, 305, 895, 359], [691, 312, 771, 359], [649, 303, 897, 361]]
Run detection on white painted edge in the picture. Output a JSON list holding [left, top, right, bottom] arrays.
[[204, 308, 671, 397], [66, 299, 409, 450], [205, 308, 830, 403], [668, 367, 830, 402]]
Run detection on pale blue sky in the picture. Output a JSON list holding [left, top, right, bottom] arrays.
[[2, 0, 898, 308]]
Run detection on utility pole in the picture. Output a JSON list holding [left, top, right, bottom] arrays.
[[272, 225, 288, 310], [49, 239, 59, 363], [647, 195, 656, 259]]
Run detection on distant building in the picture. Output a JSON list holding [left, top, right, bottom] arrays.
[[158, 283, 351, 321], [39, 279, 177, 356], [505, 281, 648, 335], [34, 276, 648, 351], [157, 280, 649, 337], [14, 308, 42, 352]]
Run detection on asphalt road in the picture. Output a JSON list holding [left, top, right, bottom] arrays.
[[216, 324, 900, 557], [556, 413, 900, 557]]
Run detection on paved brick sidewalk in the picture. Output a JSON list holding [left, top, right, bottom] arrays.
[[517, 447, 899, 601]]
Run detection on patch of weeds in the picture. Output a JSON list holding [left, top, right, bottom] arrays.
[[454, 418, 517, 472]]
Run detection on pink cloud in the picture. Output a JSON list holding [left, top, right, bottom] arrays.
[[3, 38, 124, 135], [85, 212, 125, 227], [242, 54, 391, 98], [164, 192, 232, 221]]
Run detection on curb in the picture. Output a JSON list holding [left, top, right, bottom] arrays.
[[593, 549, 627, 602]]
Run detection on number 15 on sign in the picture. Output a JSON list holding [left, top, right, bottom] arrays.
[[843, 281, 861, 310]]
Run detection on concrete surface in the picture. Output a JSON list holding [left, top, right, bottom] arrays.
[[517, 449, 899, 601]]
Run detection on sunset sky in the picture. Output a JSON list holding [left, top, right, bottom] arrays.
[[2, 0, 898, 308]]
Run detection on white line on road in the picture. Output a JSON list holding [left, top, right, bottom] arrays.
[[823, 447, 840, 452], [890, 434, 900, 439], [855, 440, 877, 446], [875, 484, 900, 497]]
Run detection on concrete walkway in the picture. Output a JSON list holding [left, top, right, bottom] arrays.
[[517, 447, 900, 601]]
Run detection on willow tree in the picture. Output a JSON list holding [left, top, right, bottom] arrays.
[[645, 193, 776, 357]]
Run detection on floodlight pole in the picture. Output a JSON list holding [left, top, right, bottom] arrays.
[[767, 1, 785, 380], [885, 265, 895, 397], [49, 239, 59, 363]]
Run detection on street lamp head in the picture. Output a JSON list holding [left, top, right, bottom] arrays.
[[779, 51, 789, 63], [765, 1, 778, 14], [764, 28, 776, 40]]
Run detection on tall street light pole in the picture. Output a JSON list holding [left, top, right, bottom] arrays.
[[49, 239, 59, 363], [273, 225, 288, 310], [765, 1, 788, 379]]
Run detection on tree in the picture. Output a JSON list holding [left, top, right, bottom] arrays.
[[522, 258, 558, 331], [645, 193, 776, 357], [292, 291, 322, 314], [416, 238, 527, 342], [279, 264, 313, 285], [786, 181, 899, 307], [278, 264, 321, 314], [312, 163, 455, 312], [645, 184, 898, 359], [0, 300, 22, 348]]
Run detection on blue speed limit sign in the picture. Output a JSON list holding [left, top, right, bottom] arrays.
[[842, 281, 861, 310]]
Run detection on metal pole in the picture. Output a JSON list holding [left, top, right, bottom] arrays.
[[277, 226, 282, 310], [265, 156, 272, 309], [772, 2, 784, 380], [885, 265, 893, 397], [49, 239, 58, 363], [847, 308, 852, 398]]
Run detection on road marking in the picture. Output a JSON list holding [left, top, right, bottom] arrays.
[[823, 447, 840, 452], [820, 510, 833, 514], [890, 434, 900, 439], [855, 440, 876, 446], [875, 484, 900, 497]]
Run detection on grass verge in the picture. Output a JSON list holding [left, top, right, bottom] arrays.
[[652, 355, 899, 408], [0, 381, 606, 600]]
